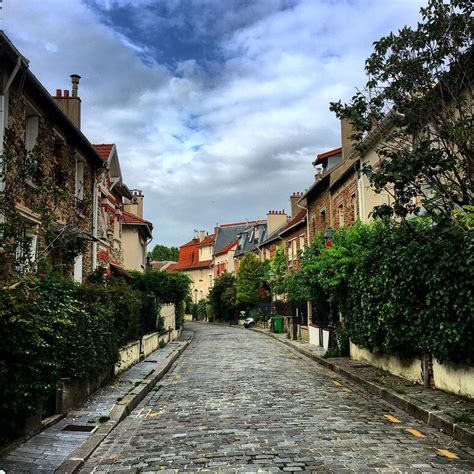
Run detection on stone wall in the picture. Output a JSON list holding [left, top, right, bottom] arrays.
[[3, 80, 96, 280], [161, 303, 176, 331]]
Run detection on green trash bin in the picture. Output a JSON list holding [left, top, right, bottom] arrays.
[[272, 315, 284, 334]]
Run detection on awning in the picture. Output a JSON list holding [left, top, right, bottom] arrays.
[[110, 263, 135, 280], [54, 224, 99, 242]]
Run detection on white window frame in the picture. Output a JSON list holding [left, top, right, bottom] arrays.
[[338, 204, 344, 228], [25, 105, 39, 152]]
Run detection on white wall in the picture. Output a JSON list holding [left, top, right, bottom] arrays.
[[350, 343, 474, 398]]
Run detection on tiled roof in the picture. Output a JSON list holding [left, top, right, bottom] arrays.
[[214, 239, 238, 256], [122, 210, 153, 227], [214, 222, 253, 255], [280, 209, 306, 236], [93, 144, 114, 161], [196, 234, 216, 247], [314, 147, 342, 165]]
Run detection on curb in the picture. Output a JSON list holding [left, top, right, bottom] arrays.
[[250, 329, 474, 448], [56, 337, 192, 474]]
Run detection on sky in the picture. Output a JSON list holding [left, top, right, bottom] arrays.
[[3, 0, 427, 246]]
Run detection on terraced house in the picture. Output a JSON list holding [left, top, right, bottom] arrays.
[[0, 31, 104, 281]]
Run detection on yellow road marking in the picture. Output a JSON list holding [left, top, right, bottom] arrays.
[[332, 380, 342, 386], [384, 414, 401, 423], [405, 428, 425, 438], [172, 374, 181, 385], [147, 411, 158, 417], [437, 449, 459, 459]]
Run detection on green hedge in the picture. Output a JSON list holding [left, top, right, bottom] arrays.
[[0, 274, 141, 443], [289, 219, 473, 365]]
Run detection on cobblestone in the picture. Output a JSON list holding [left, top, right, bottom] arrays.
[[78, 323, 474, 472]]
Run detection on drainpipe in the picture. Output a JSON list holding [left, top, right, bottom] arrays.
[[357, 159, 365, 222], [92, 173, 99, 270], [297, 196, 311, 328]]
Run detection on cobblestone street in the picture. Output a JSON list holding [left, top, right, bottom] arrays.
[[82, 323, 474, 472]]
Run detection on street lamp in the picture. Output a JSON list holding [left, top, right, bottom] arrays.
[[194, 289, 198, 321]]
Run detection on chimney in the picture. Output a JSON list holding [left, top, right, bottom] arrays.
[[52, 74, 81, 129], [341, 117, 356, 160], [124, 189, 144, 218], [266, 209, 287, 235], [290, 192, 303, 218], [198, 230, 206, 242]]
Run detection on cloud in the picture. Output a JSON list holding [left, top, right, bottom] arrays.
[[4, 0, 427, 246]]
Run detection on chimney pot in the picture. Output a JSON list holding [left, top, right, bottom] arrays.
[[56, 89, 62, 97], [63, 89, 69, 98], [71, 74, 81, 98]]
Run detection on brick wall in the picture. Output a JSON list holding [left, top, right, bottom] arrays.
[[307, 183, 331, 242], [330, 172, 358, 230]]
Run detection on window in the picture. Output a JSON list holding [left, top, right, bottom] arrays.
[[299, 234, 305, 254], [15, 224, 38, 273], [338, 204, 344, 228], [320, 207, 326, 226], [288, 239, 297, 261], [351, 193, 357, 220], [25, 108, 39, 152]]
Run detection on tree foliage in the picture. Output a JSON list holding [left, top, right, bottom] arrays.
[[290, 220, 473, 365], [270, 245, 287, 295], [148, 244, 179, 262], [208, 272, 237, 320], [330, 0, 473, 229], [236, 253, 266, 305], [131, 269, 191, 306]]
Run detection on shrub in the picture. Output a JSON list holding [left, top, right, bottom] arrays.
[[296, 219, 474, 365]]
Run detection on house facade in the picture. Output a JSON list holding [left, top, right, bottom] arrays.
[[122, 189, 153, 272], [0, 32, 104, 282], [93, 143, 132, 273], [174, 231, 215, 302]]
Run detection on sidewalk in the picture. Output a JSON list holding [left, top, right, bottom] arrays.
[[252, 328, 474, 450], [0, 330, 193, 473]]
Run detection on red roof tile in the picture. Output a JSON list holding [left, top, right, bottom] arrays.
[[314, 147, 342, 165], [122, 210, 153, 228], [93, 144, 114, 161], [174, 234, 215, 270], [213, 239, 238, 256], [196, 233, 216, 247]]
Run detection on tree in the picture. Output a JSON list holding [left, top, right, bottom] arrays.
[[208, 272, 236, 320], [131, 269, 191, 307], [330, 0, 473, 230], [236, 253, 265, 305], [270, 245, 287, 295], [148, 244, 179, 262]]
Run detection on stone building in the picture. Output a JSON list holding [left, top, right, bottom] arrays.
[[0, 32, 104, 281]]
